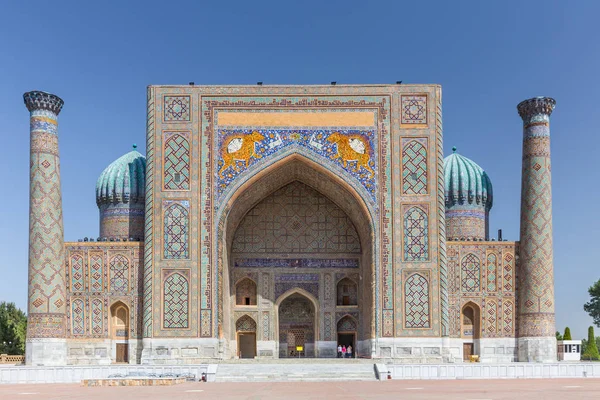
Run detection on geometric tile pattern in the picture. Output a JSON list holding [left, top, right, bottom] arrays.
[[163, 133, 190, 190], [71, 299, 85, 335], [163, 201, 189, 259], [25, 98, 67, 338], [401, 95, 427, 125], [461, 253, 480, 292], [109, 254, 129, 292], [164, 96, 190, 122], [91, 298, 103, 335], [517, 97, 556, 337], [486, 253, 497, 292], [262, 312, 269, 340], [232, 181, 361, 255], [402, 139, 427, 194], [90, 253, 103, 292], [70, 254, 84, 292], [143, 86, 155, 338], [403, 206, 429, 261], [446, 242, 517, 339], [404, 273, 430, 328], [163, 272, 189, 329], [236, 315, 256, 332], [63, 244, 142, 340], [203, 94, 392, 342], [486, 300, 497, 335], [324, 312, 332, 341], [337, 316, 358, 332], [503, 300, 514, 336], [503, 253, 514, 292], [435, 94, 449, 338]]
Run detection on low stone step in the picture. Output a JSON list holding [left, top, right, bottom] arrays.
[[214, 362, 377, 382]]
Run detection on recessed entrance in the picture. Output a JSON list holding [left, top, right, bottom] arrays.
[[278, 292, 316, 358], [116, 343, 129, 363], [236, 315, 257, 359], [337, 315, 357, 358], [463, 343, 474, 361], [461, 302, 480, 361], [220, 156, 376, 359], [238, 333, 257, 358], [110, 301, 129, 364], [337, 334, 355, 357]]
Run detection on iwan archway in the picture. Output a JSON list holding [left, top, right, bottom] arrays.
[[217, 154, 376, 358]]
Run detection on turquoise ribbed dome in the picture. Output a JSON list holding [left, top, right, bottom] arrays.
[[96, 146, 146, 206], [444, 147, 493, 211]]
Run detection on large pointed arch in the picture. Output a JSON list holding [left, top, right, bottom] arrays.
[[217, 153, 377, 349]]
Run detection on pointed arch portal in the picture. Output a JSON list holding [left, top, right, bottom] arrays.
[[219, 155, 376, 358]]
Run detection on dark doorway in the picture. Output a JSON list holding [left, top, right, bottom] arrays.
[[337, 333, 355, 358], [116, 343, 129, 363], [238, 333, 257, 358], [463, 343, 473, 361]]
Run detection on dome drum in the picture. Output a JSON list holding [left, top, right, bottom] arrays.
[[445, 206, 488, 241], [99, 203, 145, 241]]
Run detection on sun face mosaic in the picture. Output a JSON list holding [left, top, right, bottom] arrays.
[[215, 128, 378, 202]]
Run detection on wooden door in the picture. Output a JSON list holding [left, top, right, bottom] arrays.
[[463, 343, 473, 361], [116, 343, 129, 363], [239, 333, 256, 358]]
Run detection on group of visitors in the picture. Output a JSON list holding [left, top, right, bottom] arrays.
[[337, 344, 353, 358]]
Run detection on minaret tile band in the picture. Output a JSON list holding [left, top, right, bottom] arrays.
[[517, 96, 556, 361], [24, 91, 67, 343]]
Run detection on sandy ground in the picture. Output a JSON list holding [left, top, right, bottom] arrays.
[[0, 378, 599, 400]]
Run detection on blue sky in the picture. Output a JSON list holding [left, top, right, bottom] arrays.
[[1, 0, 599, 339]]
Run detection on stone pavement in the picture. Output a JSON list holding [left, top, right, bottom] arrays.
[[1, 379, 599, 399]]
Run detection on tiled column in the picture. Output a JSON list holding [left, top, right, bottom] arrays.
[[23, 91, 67, 365], [516, 97, 557, 362]]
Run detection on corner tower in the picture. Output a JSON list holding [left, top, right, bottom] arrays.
[[23, 91, 67, 365], [444, 148, 493, 240], [95, 145, 146, 240], [517, 96, 557, 362]]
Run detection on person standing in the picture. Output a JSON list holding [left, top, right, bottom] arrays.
[[337, 344, 342, 358], [342, 345, 347, 359], [347, 345, 353, 359]]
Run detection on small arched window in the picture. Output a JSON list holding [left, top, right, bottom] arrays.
[[337, 278, 357, 306], [236, 278, 257, 306]]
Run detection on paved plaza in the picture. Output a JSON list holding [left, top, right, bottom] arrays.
[[0, 379, 599, 400]]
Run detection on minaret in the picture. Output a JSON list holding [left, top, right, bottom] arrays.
[[23, 91, 67, 365], [516, 97, 557, 362]]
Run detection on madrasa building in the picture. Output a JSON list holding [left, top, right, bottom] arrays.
[[22, 85, 557, 366]]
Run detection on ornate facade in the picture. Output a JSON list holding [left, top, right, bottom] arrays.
[[22, 86, 557, 365]]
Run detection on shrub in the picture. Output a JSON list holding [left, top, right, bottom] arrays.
[[582, 326, 600, 361]]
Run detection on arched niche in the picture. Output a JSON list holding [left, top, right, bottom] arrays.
[[275, 288, 319, 358], [218, 155, 376, 352], [110, 301, 129, 363], [235, 278, 257, 306], [461, 302, 481, 361], [337, 278, 358, 306]]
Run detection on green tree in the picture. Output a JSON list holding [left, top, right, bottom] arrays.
[[584, 279, 600, 328], [563, 327, 572, 340], [556, 331, 563, 341], [581, 336, 600, 356], [0, 302, 27, 355], [582, 326, 600, 361]]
